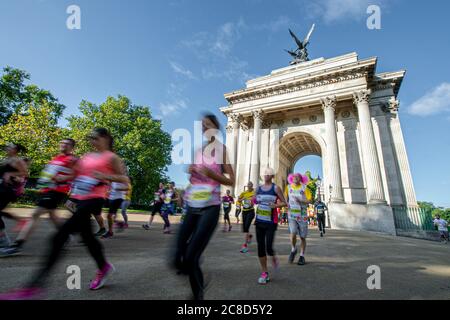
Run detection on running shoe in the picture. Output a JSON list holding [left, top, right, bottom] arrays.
[[320, 232, 324, 237], [240, 244, 248, 253], [89, 262, 115, 290], [0, 246, 21, 258], [94, 228, 106, 237], [163, 229, 171, 234], [228, 225, 232, 232], [298, 255, 306, 266], [258, 272, 270, 285], [288, 248, 298, 264], [142, 224, 150, 230], [101, 231, 113, 239], [0, 287, 45, 300], [12, 219, 28, 233]]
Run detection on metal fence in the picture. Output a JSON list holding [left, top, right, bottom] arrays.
[[392, 206, 435, 232]]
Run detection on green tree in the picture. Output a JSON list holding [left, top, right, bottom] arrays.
[[67, 95, 172, 202], [0, 66, 65, 125], [0, 104, 68, 176]]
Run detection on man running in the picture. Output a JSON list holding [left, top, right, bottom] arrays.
[[235, 199, 241, 224], [238, 182, 256, 253], [286, 173, 312, 266], [8, 139, 78, 254], [315, 199, 328, 237], [222, 189, 234, 232], [160, 182, 178, 234], [116, 179, 131, 231], [142, 182, 165, 230], [433, 215, 449, 243], [255, 167, 287, 285]]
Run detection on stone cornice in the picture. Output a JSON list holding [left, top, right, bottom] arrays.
[[224, 66, 370, 105]]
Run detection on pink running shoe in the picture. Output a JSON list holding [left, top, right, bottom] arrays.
[[12, 219, 29, 233], [89, 263, 115, 290], [0, 287, 45, 300]]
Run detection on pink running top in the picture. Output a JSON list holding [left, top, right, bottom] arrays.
[[186, 146, 223, 208], [70, 151, 115, 200]]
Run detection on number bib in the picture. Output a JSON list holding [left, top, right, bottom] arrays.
[[187, 184, 214, 208], [242, 199, 253, 209], [154, 193, 160, 201], [164, 192, 173, 204], [37, 164, 59, 189], [223, 201, 230, 208], [255, 194, 277, 223], [71, 176, 100, 196]]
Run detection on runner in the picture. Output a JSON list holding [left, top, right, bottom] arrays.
[[102, 175, 130, 239], [433, 214, 449, 243], [0, 128, 128, 299], [235, 199, 241, 224], [254, 167, 287, 285], [7, 139, 78, 254], [174, 113, 235, 300], [221, 189, 234, 232], [142, 182, 165, 230], [315, 199, 328, 237], [160, 182, 178, 234], [238, 182, 256, 253], [0, 143, 28, 251], [115, 178, 131, 231], [285, 173, 312, 266]]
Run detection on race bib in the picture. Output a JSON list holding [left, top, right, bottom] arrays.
[[242, 199, 252, 209], [154, 193, 160, 201], [223, 202, 230, 208], [317, 208, 324, 214], [187, 184, 214, 208], [256, 204, 272, 222], [71, 176, 100, 196], [37, 165, 59, 189]]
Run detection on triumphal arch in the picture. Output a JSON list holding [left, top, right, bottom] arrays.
[[220, 52, 418, 235]]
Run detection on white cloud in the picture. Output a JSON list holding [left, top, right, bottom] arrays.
[[409, 83, 450, 116], [159, 99, 188, 117], [169, 61, 197, 80], [304, 0, 383, 24], [254, 16, 292, 33]]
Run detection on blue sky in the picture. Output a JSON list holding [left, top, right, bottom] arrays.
[[1, 0, 449, 207]]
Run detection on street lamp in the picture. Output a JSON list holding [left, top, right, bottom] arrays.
[[315, 175, 322, 202]]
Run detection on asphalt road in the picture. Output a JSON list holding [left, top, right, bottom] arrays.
[[1, 208, 449, 300]]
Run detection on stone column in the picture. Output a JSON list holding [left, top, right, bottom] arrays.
[[353, 90, 386, 204], [321, 96, 344, 202], [250, 110, 263, 188], [227, 114, 240, 196]]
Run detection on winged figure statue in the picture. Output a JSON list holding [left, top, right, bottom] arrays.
[[285, 24, 315, 64]]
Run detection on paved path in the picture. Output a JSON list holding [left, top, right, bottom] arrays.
[[1, 208, 449, 300]]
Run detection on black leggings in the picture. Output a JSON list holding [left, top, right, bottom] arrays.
[[29, 198, 107, 287], [317, 213, 326, 232], [242, 209, 255, 233], [174, 205, 220, 300], [256, 222, 277, 258], [0, 185, 17, 230]]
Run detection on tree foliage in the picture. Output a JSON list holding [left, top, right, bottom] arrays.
[[67, 96, 172, 202], [418, 201, 450, 221], [0, 67, 65, 125], [0, 103, 68, 176]]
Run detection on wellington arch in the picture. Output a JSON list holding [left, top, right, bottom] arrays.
[[220, 52, 418, 235]]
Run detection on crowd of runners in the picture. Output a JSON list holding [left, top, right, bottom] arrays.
[[0, 113, 331, 300]]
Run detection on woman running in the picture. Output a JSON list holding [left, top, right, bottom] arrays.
[[102, 176, 130, 239], [174, 113, 235, 300], [221, 189, 234, 232], [0, 143, 28, 249], [238, 182, 256, 253], [254, 167, 287, 285], [0, 128, 128, 299], [116, 178, 131, 231], [142, 182, 165, 230], [160, 182, 178, 234], [234, 199, 241, 224]]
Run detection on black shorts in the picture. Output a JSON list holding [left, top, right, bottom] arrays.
[[37, 191, 67, 210], [152, 202, 162, 215], [242, 209, 255, 233], [108, 198, 123, 215]]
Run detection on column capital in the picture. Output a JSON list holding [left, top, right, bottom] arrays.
[[251, 109, 264, 122], [320, 95, 337, 112], [382, 96, 400, 113], [229, 113, 242, 124], [226, 124, 233, 134], [352, 89, 371, 105]]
